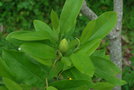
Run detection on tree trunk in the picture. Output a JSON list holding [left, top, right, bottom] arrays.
[[109, 0, 123, 90]]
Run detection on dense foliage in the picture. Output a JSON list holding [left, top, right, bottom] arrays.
[[0, 0, 64, 32], [0, 0, 126, 89], [1, 0, 134, 89]]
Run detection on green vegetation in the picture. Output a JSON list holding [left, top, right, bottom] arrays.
[[0, 0, 134, 89], [0, 0, 126, 89]]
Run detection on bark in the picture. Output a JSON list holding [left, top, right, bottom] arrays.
[[109, 0, 123, 90], [81, 0, 97, 20], [81, 0, 123, 90], [0, 25, 4, 32]]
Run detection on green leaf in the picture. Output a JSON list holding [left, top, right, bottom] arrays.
[[0, 86, 8, 90], [78, 39, 101, 56], [50, 80, 90, 90], [0, 58, 13, 79], [62, 67, 93, 82], [6, 31, 50, 41], [31, 57, 53, 67], [2, 50, 46, 86], [34, 20, 52, 32], [19, 84, 32, 90], [93, 82, 114, 90], [60, 0, 84, 34], [68, 38, 79, 50], [61, 57, 72, 70], [70, 52, 94, 77], [49, 61, 64, 79], [91, 56, 126, 85], [92, 50, 110, 60], [3, 78, 22, 90], [20, 42, 56, 66], [34, 20, 58, 41], [80, 11, 117, 42], [89, 11, 117, 40], [47, 86, 58, 90], [63, 86, 90, 90], [51, 10, 59, 31], [80, 20, 96, 44]]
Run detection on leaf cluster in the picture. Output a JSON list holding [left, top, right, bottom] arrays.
[[0, 0, 126, 90]]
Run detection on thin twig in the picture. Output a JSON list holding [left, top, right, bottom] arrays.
[[45, 78, 48, 88]]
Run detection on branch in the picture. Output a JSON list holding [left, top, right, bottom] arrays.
[[0, 25, 4, 32], [81, 0, 98, 20]]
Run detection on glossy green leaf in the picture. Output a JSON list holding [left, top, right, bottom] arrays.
[[50, 80, 91, 90], [8, 51, 48, 79], [61, 57, 72, 70], [6, 31, 50, 41], [93, 82, 114, 90], [62, 67, 93, 82], [89, 11, 117, 40], [47, 86, 58, 90], [78, 39, 101, 56], [34, 20, 51, 32], [2, 50, 46, 86], [68, 38, 79, 50], [91, 56, 126, 85], [70, 52, 94, 77], [31, 57, 52, 66], [49, 61, 64, 79], [63, 86, 90, 90], [3, 78, 23, 90], [0, 58, 13, 79], [60, 0, 84, 34], [80, 20, 96, 44], [80, 11, 117, 42], [34, 20, 58, 41], [51, 10, 59, 31], [20, 42, 56, 66], [92, 50, 110, 60]]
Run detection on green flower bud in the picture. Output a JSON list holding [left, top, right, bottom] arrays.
[[59, 38, 68, 53]]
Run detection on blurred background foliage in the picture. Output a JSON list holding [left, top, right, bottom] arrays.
[[0, 0, 134, 89]]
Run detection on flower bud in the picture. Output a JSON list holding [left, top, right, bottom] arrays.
[[59, 38, 68, 53]]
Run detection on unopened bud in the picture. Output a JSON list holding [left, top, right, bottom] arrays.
[[59, 38, 68, 53]]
